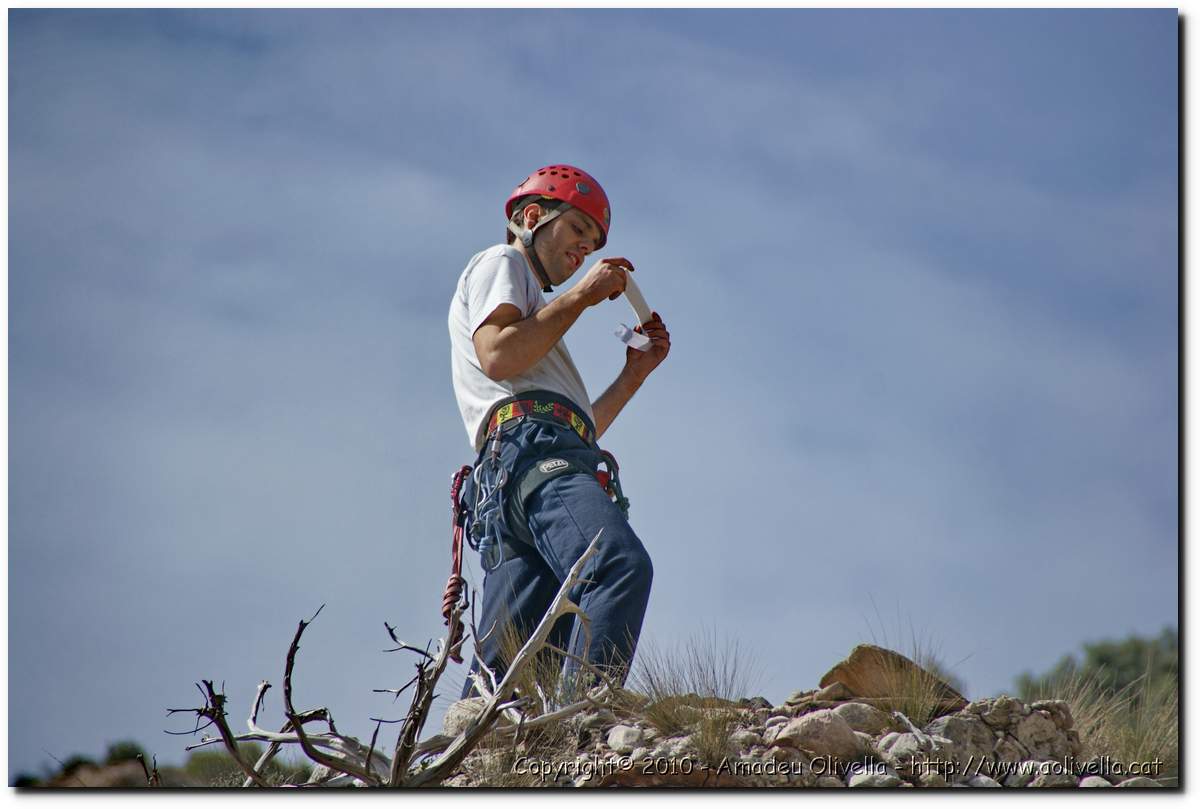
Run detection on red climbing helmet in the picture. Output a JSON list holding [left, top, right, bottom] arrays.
[[505, 164, 611, 249]]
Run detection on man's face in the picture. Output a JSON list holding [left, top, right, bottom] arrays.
[[529, 206, 603, 285]]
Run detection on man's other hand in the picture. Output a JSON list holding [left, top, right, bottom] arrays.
[[624, 311, 671, 381]]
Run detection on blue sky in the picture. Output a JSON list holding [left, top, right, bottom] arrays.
[[8, 9, 1177, 778]]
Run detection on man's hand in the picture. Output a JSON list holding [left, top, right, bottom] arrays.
[[573, 257, 633, 307], [624, 311, 671, 382]]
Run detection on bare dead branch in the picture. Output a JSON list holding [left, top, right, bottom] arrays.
[[176, 531, 620, 789], [282, 606, 381, 786], [199, 679, 272, 788], [407, 529, 604, 787]]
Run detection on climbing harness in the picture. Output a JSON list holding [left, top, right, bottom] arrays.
[[441, 393, 632, 660]]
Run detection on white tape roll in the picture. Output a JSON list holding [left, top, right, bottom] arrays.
[[623, 273, 653, 326]]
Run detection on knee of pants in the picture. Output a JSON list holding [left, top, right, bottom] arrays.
[[605, 527, 653, 595]]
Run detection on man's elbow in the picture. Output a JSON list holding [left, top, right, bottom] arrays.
[[478, 352, 509, 382], [476, 344, 515, 382]]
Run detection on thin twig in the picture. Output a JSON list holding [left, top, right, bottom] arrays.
[[135, 753, 160, 787]]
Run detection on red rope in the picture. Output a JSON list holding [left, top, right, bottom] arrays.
[[442, 465, 472, 663]]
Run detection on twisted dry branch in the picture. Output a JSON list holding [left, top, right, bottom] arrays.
[[173, 529, 611, 787]]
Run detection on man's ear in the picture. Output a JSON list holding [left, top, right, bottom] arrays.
[[521, 203, 543, 230]]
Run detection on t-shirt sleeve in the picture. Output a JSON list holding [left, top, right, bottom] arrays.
[[466, 251, 534, 337]]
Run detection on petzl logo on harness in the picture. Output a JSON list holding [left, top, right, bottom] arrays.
[[538, 459, 570, 474]]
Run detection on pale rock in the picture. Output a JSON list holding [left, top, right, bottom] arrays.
[[729, 729, 762, 750], [1079, 776, 1112, 787], [1014, 710, 1072, 760], [993, 734, 1030, 764], [877, 732, 941, 778], [1030, 699, 1074, 730], [652, 735, 692, 759], [965, 774, 1001, 788], [606, 724, 644, 754], [1115, 776, 1163, 788], [924, 714, 995, 770], [978, 695, 1022, 729], [765, 744, 815, 786], [853, 731, 875, 755], [772, 709, 862, 761], [833, 701, 892, 735]]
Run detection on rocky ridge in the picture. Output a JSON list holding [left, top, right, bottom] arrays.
[[438, 644, 1169, 789]]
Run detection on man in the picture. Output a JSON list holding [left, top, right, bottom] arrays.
[[447, 164, 670, 697]]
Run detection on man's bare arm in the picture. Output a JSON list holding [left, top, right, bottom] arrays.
[[591, 368, 645, 440], [473, 257, 632, 381], [472, 290, 588, 381]]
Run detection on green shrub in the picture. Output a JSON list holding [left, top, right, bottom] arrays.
[[104, 740, 147, 766], [184, 744, 311, 787]]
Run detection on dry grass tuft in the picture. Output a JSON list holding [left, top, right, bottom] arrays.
[[625, 629, 759, 766], [860, 601, 968, 726], [1027, 665, 1178, 786]]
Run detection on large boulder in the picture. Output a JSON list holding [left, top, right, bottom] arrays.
[[772, 709, 862, 761], [819, 645, 966, 715]]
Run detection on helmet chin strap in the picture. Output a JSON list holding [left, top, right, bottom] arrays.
[[507, 209, 565, 293]]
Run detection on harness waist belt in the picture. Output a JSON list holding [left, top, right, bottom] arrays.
[[484, 390, 595, 445]]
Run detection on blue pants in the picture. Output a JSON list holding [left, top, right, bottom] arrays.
[[460, 418, 653, 698]]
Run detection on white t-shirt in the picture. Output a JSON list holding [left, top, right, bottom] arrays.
[[448, 244, 595, 452]]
